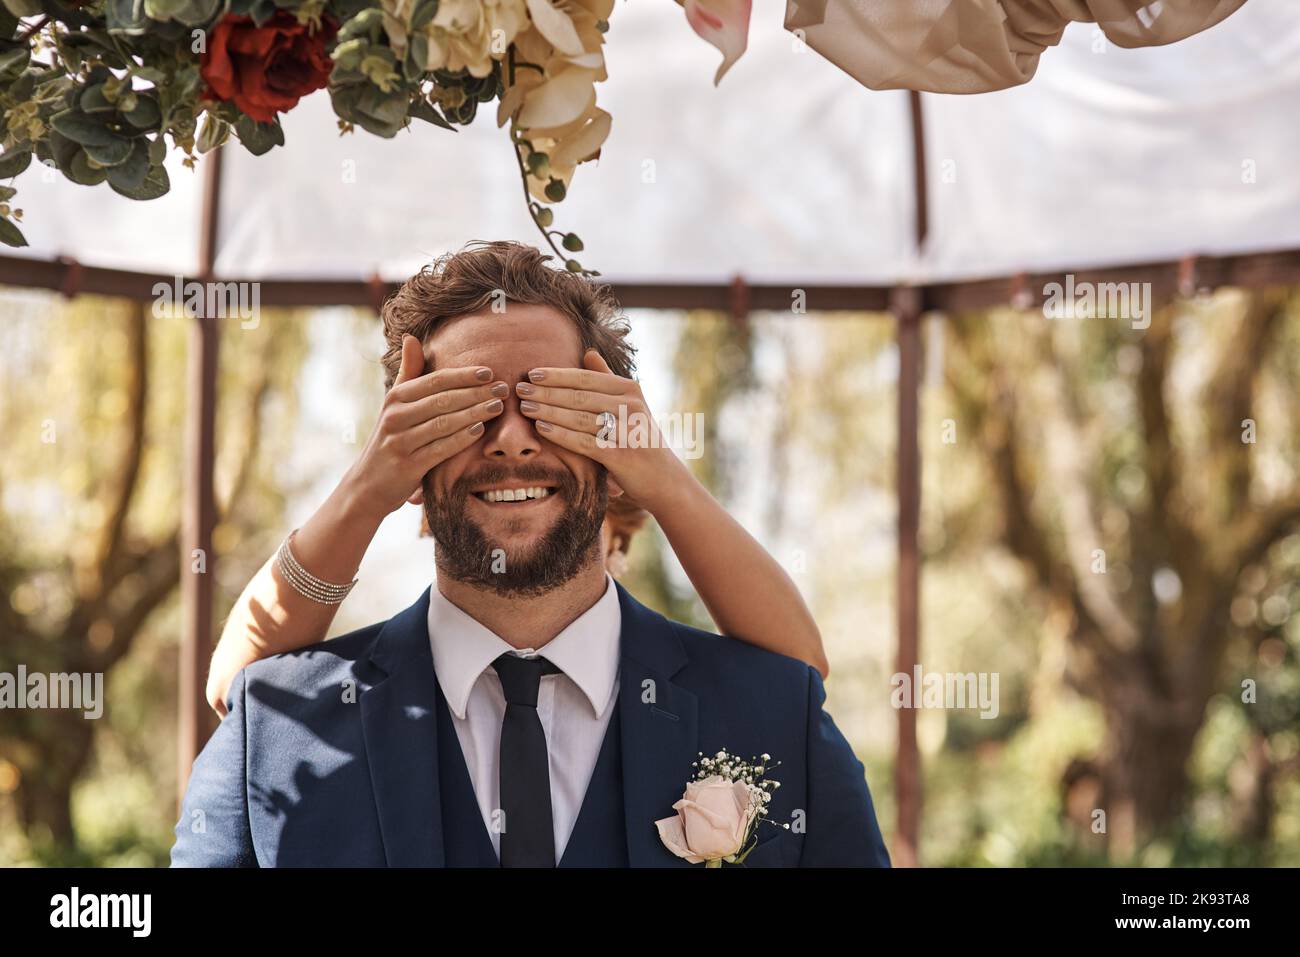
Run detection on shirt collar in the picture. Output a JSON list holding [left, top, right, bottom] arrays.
[[426, 575, 622, 721]]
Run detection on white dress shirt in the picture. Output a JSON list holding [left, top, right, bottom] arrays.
[[426, 575, 622, 860]]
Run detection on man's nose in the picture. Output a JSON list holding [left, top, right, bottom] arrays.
[[481, 392, 541, 461]]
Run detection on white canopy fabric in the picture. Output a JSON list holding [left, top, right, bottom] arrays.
[[6, 0, 1298, 287]]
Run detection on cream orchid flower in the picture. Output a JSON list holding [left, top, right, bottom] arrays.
[[383, 0, 530, 78], [501, 0, 614, 202]]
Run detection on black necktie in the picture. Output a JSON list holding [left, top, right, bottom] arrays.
[[494, 653, 562, 867]]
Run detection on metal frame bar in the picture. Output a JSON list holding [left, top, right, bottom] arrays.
[[6, 248, 1300, 311]]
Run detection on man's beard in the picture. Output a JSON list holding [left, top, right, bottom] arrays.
[[424, 462, 607, 597]]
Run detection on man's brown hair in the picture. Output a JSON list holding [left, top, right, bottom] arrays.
[[380, 240, 636, 388]]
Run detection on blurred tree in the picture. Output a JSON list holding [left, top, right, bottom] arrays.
[[946, 289, 1300, 856], [0, 297, 305, 861]]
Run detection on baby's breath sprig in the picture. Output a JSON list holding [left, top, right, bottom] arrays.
[[691, 749, 785, 864]]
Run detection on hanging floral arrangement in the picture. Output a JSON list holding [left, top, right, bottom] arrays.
[[0, 0, 750, 270]]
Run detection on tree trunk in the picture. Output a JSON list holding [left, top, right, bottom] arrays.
[[12, 707, 96, 860], [1100, 691, 1203, 857]]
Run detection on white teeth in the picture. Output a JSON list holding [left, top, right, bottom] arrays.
[[480, 487, 553, 503]]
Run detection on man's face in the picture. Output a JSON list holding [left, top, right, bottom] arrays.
[[420, 304, 607, 594]]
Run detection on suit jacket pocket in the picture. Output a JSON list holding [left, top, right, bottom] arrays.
[[738, 830, 795, 868]]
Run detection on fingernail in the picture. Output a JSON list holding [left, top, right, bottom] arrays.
[[520, 400, 538, 413], [535, 420, 553, 433], [469, 421, 485, 436], [491, 382, 509, 397], [486, 399, 504, 414], [528, 369, 546, 382], [475, 368, 492, 381], [516, 382, 535, 396]]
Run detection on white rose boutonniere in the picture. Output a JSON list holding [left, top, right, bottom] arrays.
[[654, 750, 783, 867]]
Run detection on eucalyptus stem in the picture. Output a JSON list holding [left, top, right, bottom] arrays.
[[511, 129, 596, 277]]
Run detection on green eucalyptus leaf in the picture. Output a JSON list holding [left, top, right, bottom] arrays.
[[106, 0, 149, 34], [234, 114, 284, 155], [143, 0, 189, 20], [125, 95, 162, 129], [405, 34, 428, 82], [48, 130, 79, 175], [2, 0, 41, 17], [39, 0, 96, 27], [330, 37, 368, 72], [50, 110, 115, 148], [0, 46, 29, 77], [68, 149, 109, 185], [105, 138, 149, 190], [248, 0, 277, 25], [329, 84, 407, 138], [0, 185, 15, 201], [109, 161, 168, 199], [80, 83, 115, 113], [82, 135, 134, 167], [147, 135, 167, 165], [0, 215, 27, 247], [410, 0, 438, 31], [0, 149, 31, 178], [7, 71, 35, 101]]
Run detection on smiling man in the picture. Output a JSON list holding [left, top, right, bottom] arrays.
[[172, 241, 889, 868]]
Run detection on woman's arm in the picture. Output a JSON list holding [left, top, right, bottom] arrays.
[[206, 336, 508, 715], [520, 351, 830, 678], [206, 479, 384, 716]]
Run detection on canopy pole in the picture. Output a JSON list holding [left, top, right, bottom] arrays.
[[892, 90, 928, 868], [178, 146, 223, 808]]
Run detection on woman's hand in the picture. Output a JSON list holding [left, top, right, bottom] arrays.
[[517, 348, 829, 677], [515, 349, 693, 512], [344, 334, 507, 519], [206, 335, 508, 717]]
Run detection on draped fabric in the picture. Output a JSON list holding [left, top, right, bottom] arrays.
[[785, 0, 1248, 93]]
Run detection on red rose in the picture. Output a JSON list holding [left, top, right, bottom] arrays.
[[200, 12, 337, 124]]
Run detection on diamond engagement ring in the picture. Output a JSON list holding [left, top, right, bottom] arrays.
[[595, 410, 617, 443]]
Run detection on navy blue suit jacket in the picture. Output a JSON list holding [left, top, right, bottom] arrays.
[[172, 582, 890, 867]]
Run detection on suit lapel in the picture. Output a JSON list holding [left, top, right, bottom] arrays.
[[359, 587, 445, 867], [614, 583, 700, 867]]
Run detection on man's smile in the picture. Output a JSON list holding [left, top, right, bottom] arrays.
[[471, 484, 558, 504], [467, 483, 563, 515]]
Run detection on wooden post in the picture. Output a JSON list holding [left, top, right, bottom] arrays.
[[891, 89, 929, 868], [892, 285, 923, 868], [177, 146, 223, 807]]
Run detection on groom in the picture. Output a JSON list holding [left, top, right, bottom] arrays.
[[172, 241, 890, 868]]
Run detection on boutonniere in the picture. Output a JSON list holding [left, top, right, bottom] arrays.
[[655, 750, 783, 867]]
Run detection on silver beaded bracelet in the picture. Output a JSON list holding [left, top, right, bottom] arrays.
[[274, 529, 358, 605]]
